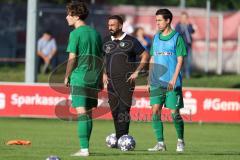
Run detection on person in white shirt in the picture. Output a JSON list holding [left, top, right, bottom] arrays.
[[37, 30, 57, 74]]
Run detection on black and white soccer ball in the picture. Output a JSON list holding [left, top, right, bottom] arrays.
[[117, 135, 136, 151], [106, 133, 117, 148], [45, 155, 61, 160]]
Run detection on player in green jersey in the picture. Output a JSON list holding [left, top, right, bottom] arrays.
[[64, 1, 103, 157]]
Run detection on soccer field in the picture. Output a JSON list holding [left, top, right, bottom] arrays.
[[0, 118, 239, 160]]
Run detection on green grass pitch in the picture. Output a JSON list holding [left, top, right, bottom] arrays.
[[0, 118, 239, 160]]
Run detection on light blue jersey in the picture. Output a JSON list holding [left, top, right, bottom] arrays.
[[150, 30, 186, 89]]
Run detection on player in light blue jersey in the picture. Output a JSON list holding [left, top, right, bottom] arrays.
[[148, 9, 187, 152]]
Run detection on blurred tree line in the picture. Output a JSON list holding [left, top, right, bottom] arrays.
[[1, 0, 240, 11]]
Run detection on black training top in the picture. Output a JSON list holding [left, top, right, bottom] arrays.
[[102, 34, 145, 80]]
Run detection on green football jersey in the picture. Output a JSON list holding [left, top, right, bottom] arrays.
[[66, 25, 103, 88]]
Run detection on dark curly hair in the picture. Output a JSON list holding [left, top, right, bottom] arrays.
[[66, 1, 89, 20]]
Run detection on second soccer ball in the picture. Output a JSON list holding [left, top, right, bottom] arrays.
[[117, 135, 136, 151]]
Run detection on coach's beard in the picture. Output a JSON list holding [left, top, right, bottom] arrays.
[[110, 29, 121, 37]]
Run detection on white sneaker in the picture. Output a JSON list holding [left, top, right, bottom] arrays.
[[176, 140, 185, 152], [148, 142, 166, 151], [71, 149, 89, 157]]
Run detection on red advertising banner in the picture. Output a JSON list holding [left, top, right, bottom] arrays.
[[0, 84, 239, 123]]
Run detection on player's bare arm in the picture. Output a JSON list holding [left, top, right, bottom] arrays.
[[37, 51, 46, 59], [48, 48, 57, 60], [103, 56, 109, 85], [37, 51, 48, 63], [64, 53, 77, 87], [168, 56, 183, 91], [127, 51, 149, 82]]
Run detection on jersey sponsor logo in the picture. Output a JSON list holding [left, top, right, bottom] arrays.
[[119, 41, 131, 49], [181, 91, 197, 115], [203, 98, 240, 111], [155, 51, 173, 56], [119, 42, 126, 47], [117, 40, 133, 51], [0, 93, 6, 110]]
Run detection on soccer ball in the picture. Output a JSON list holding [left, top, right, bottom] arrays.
[[45, 155, 61, 160], [106, 133, 117, 148], [117, 135, 136, 151]]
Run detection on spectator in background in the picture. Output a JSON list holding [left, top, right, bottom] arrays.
[[175, 12, 194, 79], [37, 30, 57, 74], [133, 27, 151, 75], [133, 27, 151, 52]]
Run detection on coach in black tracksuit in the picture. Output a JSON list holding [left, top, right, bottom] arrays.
[[102, 15, 149, 140]]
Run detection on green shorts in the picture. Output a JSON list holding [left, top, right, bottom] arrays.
[[150, 86, 184, 110], [70, 85, 98, 108]]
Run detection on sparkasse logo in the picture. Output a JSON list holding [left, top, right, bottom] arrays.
[[182, 91, 197, 115], [10, 93, 67, 107]]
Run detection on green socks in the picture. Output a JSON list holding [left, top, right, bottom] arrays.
[[172, 113, 184, 140], [152, 113, 184, 142], [77, 114, 92, 149], [87, 117, 93, 141], [152, 114, 164, 142]]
